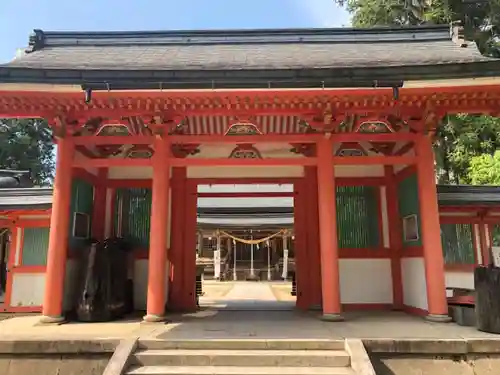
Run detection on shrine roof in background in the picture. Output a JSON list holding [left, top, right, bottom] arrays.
[[0, 25, 499, 90], [0, 187, 52, 210], [2, 185, 500, 214], [437, 185, 500, 206]]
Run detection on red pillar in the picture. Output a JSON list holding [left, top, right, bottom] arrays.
[[316, 138, 343, 321], [294, 180, 308, 310], [144, 136, 170, 322], [169, 167, 186, 311], [41, 137, 74, 323], [91, 169, 107, 241], [415, 135, 450, 322], [181, 180, 198, 312], [384, 166, 403, 309], [305, 166, 321, 309]]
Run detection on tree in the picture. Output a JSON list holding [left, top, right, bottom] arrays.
[[335, 0, 500, 56], [434, 114, 500, 184], [469, 151, 500, 185], [335, 0, 500, 184], [0, 119, 54, 185]]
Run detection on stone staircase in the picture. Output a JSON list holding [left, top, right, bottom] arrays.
[[124, 339, 374, 375]]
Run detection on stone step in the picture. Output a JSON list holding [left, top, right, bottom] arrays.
[[126, 365, 356, 375], [137, 339, 346, 351], [132, 349, 351, 368]]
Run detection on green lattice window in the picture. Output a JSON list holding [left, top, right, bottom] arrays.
[[491, 224, 500, 247], [21, 227, 50, 266], [114, 188, 151, 248], [441, 223, 475, 264], [336, 186, 380, 248]]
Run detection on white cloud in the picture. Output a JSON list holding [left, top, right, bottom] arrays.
[[292, 0, 350, 27]]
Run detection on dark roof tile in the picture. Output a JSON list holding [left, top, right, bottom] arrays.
[[1, 25, 495, 72]]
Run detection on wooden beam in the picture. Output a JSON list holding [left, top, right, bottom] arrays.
[[192, 177, 298, 185], [73, 158, 152, 168], [332, 156, 416, 165], [71, 133, 419, 146], [170, 157, 317, 167], [73, 136, 155, 145], [169, 134, 322, 144], [197, 192, 294, 198], [332, 133, 418, 143], [106, 179, 152, 188], [394, 142, 414, 156]]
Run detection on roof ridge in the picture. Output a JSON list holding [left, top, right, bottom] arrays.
[[26, 25, 452, 52]]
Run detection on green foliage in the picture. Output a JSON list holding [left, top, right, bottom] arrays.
[[335, 0, 500, 185], [335, 0, 500, 56], [468, 151, 500, 185], [434, 114, 500, 184], [0, 119, 54, 185]]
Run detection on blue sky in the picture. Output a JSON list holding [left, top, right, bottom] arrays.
[[0, 0, 349, 63]]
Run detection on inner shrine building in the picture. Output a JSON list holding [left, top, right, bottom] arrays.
[[1, 24, 500, 323]]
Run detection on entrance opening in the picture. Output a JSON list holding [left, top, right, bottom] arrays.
[[196, 184, 296, 311]]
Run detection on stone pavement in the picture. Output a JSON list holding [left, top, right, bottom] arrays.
[[199, 281, 295, 310], [0, 281, 498, 341]]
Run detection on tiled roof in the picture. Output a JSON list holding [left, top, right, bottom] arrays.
[[0, 188, 52, 210], [0, 170, 32, 188], [1, 25, 499, 89], [437, 185, 500, 205]]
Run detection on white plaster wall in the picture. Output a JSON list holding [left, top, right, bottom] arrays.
[[474, 224, 482, 264], [187, 166, 304, 178], [339, 259, 393, 304], [9, 259, 79, 310], [485, 224, 491, 249], [74, 149, 98, 176], [445, 271, 474, 290], [195, 143, 304, 159], [133, 259, 170, 310], [10, 273, 45, 307], [393, 164, 409, 174], [401, 257, 428, 310], [108, 166, 153, 179], [335, 165, 384, 177]]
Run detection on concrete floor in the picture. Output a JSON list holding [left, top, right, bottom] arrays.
[[0, 282, 498, 341]]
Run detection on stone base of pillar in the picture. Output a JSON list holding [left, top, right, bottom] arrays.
[[38, 315, 65, 325], [321, 313, 344, 322], [425, 314, 452, 323], [142, 314, 168, 324]]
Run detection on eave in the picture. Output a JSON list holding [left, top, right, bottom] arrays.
[[2, 62, 500, 91]]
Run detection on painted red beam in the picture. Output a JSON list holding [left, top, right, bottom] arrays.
[[70, 133, 418, 147], [107, 179, 152, 188], [332, 156, 416, 165], [170, 157, 318, 167], [73, 136, 155, 145], [332, 133, 418, 143], [192, 177, 299, 185], [168, 134, 322, 144], [197, 192, 294, 198], [73, 155, 415, 168], [73, 158, 152, 168]]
